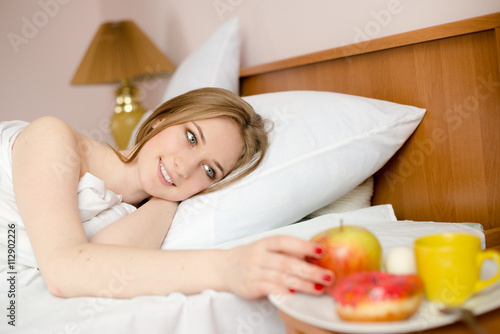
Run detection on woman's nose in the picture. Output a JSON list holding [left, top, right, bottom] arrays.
[[174, 156, 197, 178]]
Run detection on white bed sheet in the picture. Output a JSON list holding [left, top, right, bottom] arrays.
[[8, 275, 281, 334], [1, 204, 486, 334]]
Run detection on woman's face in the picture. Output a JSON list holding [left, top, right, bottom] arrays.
[[138, 117, 243, 201]]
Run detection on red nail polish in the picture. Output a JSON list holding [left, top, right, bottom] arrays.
[[323, 274, 332, 282], [315, 246, 323, 255], [314, 283, 324, 291], [289, 289, 296, 294]]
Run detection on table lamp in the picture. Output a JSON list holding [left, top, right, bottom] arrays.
[[71, 20, 175, 149]]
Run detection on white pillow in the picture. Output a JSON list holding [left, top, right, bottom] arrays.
[[304, 176, 374, 219], [127, 17, 241, 148], [216, 211, 485, 255], [216, 204, 398, 250], [162, 91, 426, 250], [161, 16, 240, 102]]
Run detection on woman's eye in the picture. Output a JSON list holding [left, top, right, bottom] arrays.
[[187, 130, 197, 145], [204, 165, 216, 180]]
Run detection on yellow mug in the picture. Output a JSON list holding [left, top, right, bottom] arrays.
[[414, 233, 500, 305]]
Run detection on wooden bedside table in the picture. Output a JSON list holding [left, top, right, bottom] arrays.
[[278, 307, 500, 334]]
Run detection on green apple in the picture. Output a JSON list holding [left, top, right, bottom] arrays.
[[307, 225, 382, 287]]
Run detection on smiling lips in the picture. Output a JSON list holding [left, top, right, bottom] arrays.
[[159, 159, 175, 186]]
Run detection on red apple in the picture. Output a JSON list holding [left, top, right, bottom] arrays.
[[307, 225, 382, 290]]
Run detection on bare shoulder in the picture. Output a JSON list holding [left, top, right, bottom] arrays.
[[13, 116, 83, 184], [17, 116, 78, 142], [13, 116, 82, 158]]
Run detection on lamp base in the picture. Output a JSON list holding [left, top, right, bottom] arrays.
[[111, 109, 145, 150], [111, 79, 146, 149]]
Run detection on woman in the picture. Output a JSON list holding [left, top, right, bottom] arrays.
[[8, 88, 333, 299]]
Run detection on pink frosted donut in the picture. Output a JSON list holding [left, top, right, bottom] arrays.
[[332, 271, 423, 322]]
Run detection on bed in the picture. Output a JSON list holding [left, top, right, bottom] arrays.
[[2, 12, 500, 334]]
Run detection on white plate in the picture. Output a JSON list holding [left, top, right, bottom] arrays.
[[269, 275, 500, 333]]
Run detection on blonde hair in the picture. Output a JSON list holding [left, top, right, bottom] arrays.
[[118, 87, 270, 194]]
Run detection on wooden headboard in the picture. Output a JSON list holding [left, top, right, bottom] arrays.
[[239, 13, 500, 250]]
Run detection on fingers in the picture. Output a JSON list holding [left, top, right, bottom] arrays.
[[226, 235, 335, 299], [242, 266, 330, 298], [260, 251, 333, 294], [263, 235, 325, 260], [257, 235, 334, 295]]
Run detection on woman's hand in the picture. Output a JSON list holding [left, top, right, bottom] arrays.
[[222, 235, 334, 299]]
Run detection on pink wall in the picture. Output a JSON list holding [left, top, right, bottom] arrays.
[[160, 0, 500, 67], [1, 0, 499, 147], [1, 0, 116, 143]]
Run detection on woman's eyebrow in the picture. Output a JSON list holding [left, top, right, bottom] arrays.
[[193, 121, 225, 176], [193, 121, 206, 144], [215, 161, 225, 177]]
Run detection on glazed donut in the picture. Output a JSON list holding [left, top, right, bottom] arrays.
[[332, 271, 423, 322]]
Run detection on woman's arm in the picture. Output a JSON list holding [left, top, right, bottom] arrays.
[[89, 198, 178, 249], [12, 117, 332, 299]]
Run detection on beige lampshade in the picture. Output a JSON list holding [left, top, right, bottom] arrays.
[[71, 20, 175, 84]]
